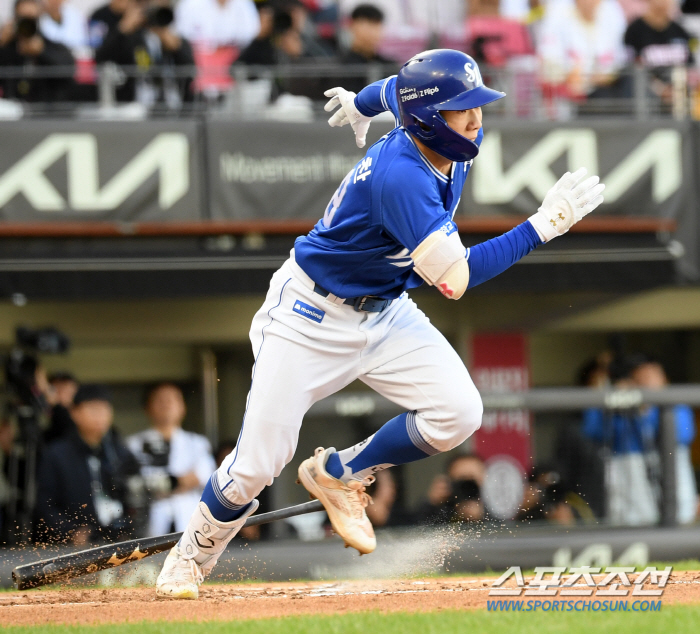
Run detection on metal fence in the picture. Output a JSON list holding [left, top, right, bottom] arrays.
[[0, 62, 696, 120]]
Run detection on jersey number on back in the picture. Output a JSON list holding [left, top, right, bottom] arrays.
[[322, 158, 373, 228]]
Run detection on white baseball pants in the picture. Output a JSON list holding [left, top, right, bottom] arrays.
[[215, 252, 483, 506]]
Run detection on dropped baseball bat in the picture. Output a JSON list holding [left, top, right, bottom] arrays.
[[12, 499, 323, 590]]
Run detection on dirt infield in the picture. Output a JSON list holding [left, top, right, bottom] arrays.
[[2, 572, 700, 626]]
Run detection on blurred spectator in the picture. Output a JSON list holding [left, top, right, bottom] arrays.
[[238, 9, 324, 100], [542, 484, 576, 525], [418, 473, 453, 523], [175, 0, 260, 49], [279, 0, 333, 57], [582, 354, 660, 525], [339, 0, 465, 40], [537, 0, 628, 102], [0, 0, 75, 102], [618, 0, 649, 22], [466, 0, 534, 67], [682, 0, 700, 61], [515, 466, 552, 521], [342, 4, 389, 62], [453, 478, 485, 522], [517, 465, 593, 524], [95, 0, 195, 106], [238, 7, 294, 65], [43, 371, 79, 443], [447, 452, 486, 486], [35, 384, 143, 545], [577, 351, 612, 388], [625, 0, 695, 106], [629, 355, 698, 524], [499, 0, 531, 22], [89, 0, 129, 48], [334, 4, 393, 94], [416, 453, 486, 524], [580, 353, 697, 525], [236, 0, 275, 64], [127, 383, 216, 536], [39, 0, 89, 50], [554, 353, 611, 519]]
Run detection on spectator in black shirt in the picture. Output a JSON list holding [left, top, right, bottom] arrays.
[[277, 0, 333, 58], [95, 0, 194, 105], [342, 4, 390, 64], [625, 0, 695, 104], [89, 0, 130, 48], [337, 4, 394, 94], [43, 371, 79, 444], [237, 9, 323, 100], [237, 0, 277, 66], [0, 0, 75, 102], [35, 384, 143, 545]]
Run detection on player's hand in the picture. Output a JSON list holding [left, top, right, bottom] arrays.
[[528, 168, 605, 242], [324, 87, 372, 149]]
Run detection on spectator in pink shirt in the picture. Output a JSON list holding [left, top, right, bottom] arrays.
[[467, 0, 534, 67]]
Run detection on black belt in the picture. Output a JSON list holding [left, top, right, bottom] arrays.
[[313, 284, 391, 313]]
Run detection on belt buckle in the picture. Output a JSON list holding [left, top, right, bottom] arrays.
[[353, 296, 369, 312]]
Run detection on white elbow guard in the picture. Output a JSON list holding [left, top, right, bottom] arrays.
[[410, 228, 470, 299]]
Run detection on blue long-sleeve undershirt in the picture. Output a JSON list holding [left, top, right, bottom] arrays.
[[355, 77, 543, 289], [466, 221, 542, 288], [355, 80, 386, 116]]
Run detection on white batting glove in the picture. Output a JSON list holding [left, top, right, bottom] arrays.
[[324, 87, 372, 148], [529, 168, 605, 242]]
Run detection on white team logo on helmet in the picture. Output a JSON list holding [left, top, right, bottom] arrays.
[[464, 62, 481, 86]]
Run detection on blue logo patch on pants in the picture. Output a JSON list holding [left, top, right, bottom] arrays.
[[293, 300, 325, 323]]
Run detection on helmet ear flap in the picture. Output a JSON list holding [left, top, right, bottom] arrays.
[[412, 115, 435, 137]]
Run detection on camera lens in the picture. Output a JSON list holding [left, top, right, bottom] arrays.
[[16, 17, 38, 39], [147, 7, 174, 28]]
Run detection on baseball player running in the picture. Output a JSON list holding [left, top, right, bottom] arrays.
[[156, 49, 604, 598]]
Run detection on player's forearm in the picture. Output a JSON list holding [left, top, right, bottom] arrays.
[[355, 77, 392, 117], [466, 221, 541, 289]]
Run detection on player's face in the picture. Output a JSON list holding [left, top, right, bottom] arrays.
[[440, 108, 482, 142]]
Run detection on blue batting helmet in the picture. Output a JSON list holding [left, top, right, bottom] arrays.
[[396, 49, 505, 162]]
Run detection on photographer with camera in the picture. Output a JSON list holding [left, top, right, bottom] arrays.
[[34, 384, 145, 546], [42, 371, 79, 443], [94, 0, 194, 106], [0, 0, 75, 102], [126, 383, 215, 537], [416, 453, 487, 524]]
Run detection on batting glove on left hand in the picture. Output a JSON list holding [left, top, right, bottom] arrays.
[[324, 87, 372, 148], [529, 167, 605, 242]]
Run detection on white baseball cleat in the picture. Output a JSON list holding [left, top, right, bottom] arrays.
[[156, 546, 204, 600], [297, 447, 376, 555], [156, 499, 259, 599]]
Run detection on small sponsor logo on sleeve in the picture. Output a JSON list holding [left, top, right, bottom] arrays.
[[293, 300, 325, 323], [440, 221, 457, 236]]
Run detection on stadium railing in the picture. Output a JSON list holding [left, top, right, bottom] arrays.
[[310, 385, 700, 528], [0, 62, 696, 120]]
